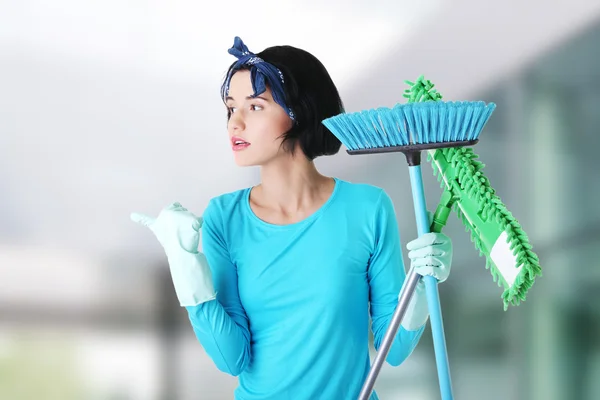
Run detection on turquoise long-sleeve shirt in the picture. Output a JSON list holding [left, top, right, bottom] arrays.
[[185, 178, 425, 399]]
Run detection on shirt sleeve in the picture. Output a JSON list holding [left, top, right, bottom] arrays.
[[367, 189, 425, 367], [184, 199, 251, 376]]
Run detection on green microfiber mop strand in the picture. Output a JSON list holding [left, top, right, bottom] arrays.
[[403, 75, 443, 102]]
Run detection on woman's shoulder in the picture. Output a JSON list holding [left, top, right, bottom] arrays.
[[209, 187, 249, 206], [202, 187, 250, 222], [334, 178, 389, 204]]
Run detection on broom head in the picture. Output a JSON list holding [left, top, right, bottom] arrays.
[[322, 101, 496, 155]]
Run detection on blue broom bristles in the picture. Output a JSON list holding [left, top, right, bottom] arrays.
[[323, 101, 496, 152]]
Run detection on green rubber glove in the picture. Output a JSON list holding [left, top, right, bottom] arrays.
[[131, 202, 216, 307], [401, 228, 453, 331]]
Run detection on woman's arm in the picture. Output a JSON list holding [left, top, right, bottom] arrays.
[[185, 200, 252, 376], [367, 190, 425, 367]]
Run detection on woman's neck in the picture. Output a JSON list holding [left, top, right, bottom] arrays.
[[250, 154, 335, 223]]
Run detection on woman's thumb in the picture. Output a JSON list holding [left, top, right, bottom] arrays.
[[192, 217, 203, 231]]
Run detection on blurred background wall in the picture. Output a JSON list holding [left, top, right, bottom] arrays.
[[1, 1, 600, 399]]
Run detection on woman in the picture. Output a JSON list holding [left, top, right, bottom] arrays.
[[131, 37, 452, 400]]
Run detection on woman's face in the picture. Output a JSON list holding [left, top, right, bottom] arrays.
[[225, 70, 293, 167]]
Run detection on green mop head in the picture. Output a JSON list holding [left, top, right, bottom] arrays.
[[404, 76, 542, 309]]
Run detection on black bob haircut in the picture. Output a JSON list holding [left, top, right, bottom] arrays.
[[220, 45, 345, 160]]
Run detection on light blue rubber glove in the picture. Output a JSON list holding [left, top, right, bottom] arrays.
[[400, 231, 453, 331], [407, 232, 452, 283], [131, 202, 216, 307]]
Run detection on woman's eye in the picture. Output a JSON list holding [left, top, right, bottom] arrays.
[[228, 107, 237, 113], [250, 104, 263, 111]]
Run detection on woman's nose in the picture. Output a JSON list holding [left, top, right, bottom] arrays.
[[228, 112, 245, 133]]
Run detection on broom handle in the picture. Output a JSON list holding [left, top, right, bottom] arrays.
[[357, 265, 422, 400], [409, 165, 454, 400]]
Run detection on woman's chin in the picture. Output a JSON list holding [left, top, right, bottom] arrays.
[[233, 153, 258, 167]]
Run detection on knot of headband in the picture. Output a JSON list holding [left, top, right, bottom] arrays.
[[224, 37, 295, 121]]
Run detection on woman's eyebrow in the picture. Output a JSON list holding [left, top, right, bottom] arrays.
[[225, 95, 270, 102]]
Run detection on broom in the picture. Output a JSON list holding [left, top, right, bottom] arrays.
[[322, 75, 539, 400]]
